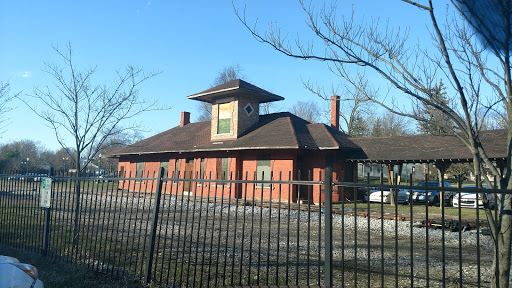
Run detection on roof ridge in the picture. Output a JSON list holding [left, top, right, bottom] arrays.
[[285, 114, 300, 148], [314, 123, 340, 149]]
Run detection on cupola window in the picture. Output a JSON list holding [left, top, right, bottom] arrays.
[[217, 102, 232, 134]]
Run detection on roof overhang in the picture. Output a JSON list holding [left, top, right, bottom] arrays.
[[108, 144, 351, 158], [187, 79, 284, 104], [110, 146, 300, 157], [187, 87, 284, 104], [347, 157, 507, 164]]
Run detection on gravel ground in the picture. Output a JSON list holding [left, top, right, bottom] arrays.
[[4, 190, 504, 287], [101, 193, 500, 287]]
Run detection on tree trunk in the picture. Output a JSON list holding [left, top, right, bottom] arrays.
[[491, 122, 512, 288], [492, 193, 512, 288], [73, 157, 81, 246]]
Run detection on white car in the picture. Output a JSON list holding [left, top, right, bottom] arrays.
[[453, 186, 493, 209], [368, 189, 409, 204], [0, 255, 44, 288]]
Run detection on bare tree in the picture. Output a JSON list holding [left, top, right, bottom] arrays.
[[21, 43, 162, 175], [213, 64, 244, 86], [484, 110, 507, 130], [196, 102, 213, 122], [20, 43, 163, 244], [259, 102, 273, 114], [446, 162, 473, 179], [369, 111, 412, 137], [93, 128, 144, 174], [196, 64, 244, 121], [236, 1, 512, 286], [0, 82, 15, 134], [290, 100, 320, 122], [48, 147, 76, 174], [302, 79, 373, 135]]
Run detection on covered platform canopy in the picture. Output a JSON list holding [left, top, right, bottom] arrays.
[[346, 129, 508, 204], [348, 129, 507, 165]]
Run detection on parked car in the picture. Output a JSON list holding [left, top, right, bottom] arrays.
[[0, 255, 44, 288], [7, 174, 22, 181], [19, 173, 36, 182], [453, 186, 495, 209], [410, 181, 452, 206], [95, 174, 116, 183], [33, 174, 48, 182], [368, 189, 409, 204]]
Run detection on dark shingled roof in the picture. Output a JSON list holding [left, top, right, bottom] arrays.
[[110, 112, 360, 156], [187, 79, 284, 104], [349, 129, 508, 162]]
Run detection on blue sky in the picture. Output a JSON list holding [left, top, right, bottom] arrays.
[[0, 0, 431, 151]]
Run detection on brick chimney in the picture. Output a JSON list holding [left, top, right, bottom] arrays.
[[330, 95, 340, 130], [180, 111, 190, 126]]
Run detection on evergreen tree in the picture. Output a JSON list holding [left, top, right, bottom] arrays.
[[349, 113, 370, 137], [416, 80, 453, 135]]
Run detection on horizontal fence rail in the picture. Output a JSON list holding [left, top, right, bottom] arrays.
[[0, 170, 511, 287]]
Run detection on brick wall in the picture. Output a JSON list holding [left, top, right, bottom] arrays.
[[117, 149, 352, 203], [236, 95, 259, 136], [241, 150, 295, 202]]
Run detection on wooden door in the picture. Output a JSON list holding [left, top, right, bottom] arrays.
[[184, 158, 194, 192], [297, 155, 309, 201]]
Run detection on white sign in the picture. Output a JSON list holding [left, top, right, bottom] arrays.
[[41, 177, 52, 208]]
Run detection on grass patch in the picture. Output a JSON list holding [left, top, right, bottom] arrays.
[[0, 246, 157, 288], [0, 204, 144, 279]]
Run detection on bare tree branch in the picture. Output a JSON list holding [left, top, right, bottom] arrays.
[[196, 64, 245, 121], [20, 43, 167, 174], [235, 1, 512, 285]]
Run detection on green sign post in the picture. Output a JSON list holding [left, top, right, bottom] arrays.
[[41, 177, 52, 208], [41, 177, 52, 256]]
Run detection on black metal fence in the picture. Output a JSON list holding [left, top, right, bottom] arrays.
[[0, 168, 510, 287]]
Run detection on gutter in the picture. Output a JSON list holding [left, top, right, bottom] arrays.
[[108, 144, 344, 157]]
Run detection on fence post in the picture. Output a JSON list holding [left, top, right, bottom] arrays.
[[324, 165, 333, 287], [144, 167, 164, 285], [42, 207, 51, 256], [41, 177, 52, 256]]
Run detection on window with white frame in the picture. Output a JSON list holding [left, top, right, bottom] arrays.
[[217, 102, 232, 134]]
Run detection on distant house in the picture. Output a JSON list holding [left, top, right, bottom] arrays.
[[110, 79, 362, 203]]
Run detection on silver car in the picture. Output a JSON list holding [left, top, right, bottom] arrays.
[[0, 255, 44, 288]]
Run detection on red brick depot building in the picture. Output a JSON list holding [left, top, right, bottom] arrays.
[[110, 79, 363, 203]]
